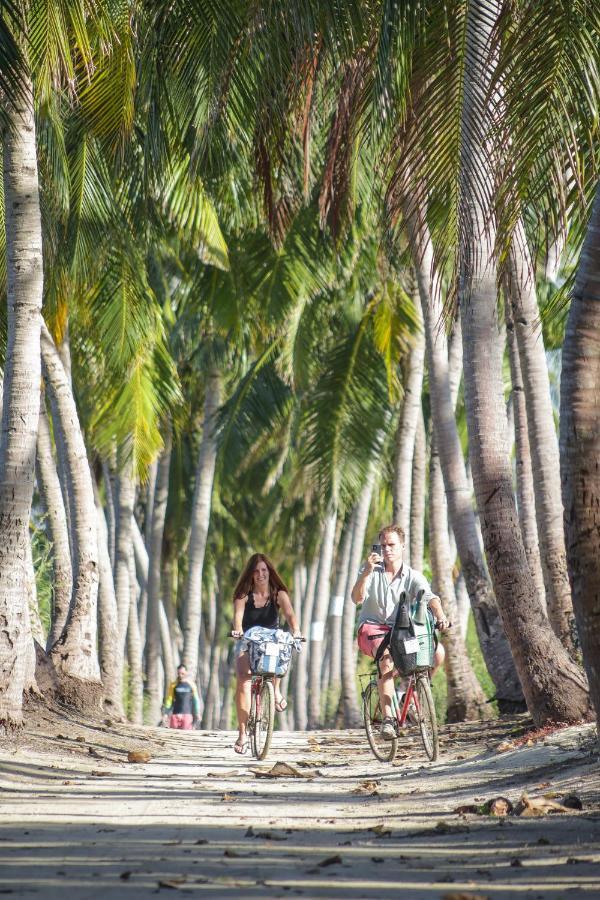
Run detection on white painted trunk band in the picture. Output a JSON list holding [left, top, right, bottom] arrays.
[[330, 595, 344, 617], [310, 621, 325, 641]]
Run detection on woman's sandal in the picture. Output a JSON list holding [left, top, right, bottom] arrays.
[[275, 697, 288, 712], [234, 737, 249, 754]]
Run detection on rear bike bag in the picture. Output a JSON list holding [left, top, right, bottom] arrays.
[[376, 591, 435, 676]]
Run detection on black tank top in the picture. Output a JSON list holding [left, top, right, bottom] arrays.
[[242, 591, 279, 632]]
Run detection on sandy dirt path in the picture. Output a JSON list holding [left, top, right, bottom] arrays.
[[0, 705, 599, 898]]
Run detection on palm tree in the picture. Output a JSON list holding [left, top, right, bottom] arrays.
[[507, 222, 574, 651], [41, 323, 102, 705], [560, 181, 600, 731], [392, 274, 425, 555], [0, 70, 44, 727], [35, 393, 73, 649], [456, 0, 589, 723], [504, 284, 546, 604]]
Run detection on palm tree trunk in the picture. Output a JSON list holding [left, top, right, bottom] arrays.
[[201, 595, 223, 729], [342, 467, 376, 727], [430, 436, 491, 721], [41, 324, 102, 706], [159, 601, 176, 689], [127, 550, 144, 725], [219, 645, 234, 730], [458, 0, 589, 725], [404, 195, 523, 707], [0, 75, 44, 729], [114, 455, 135, 655], [392, 275, 425, 550], [36, 392, 73, 649], [505, 293, 546, 606], [293, 556, 318, 730], [409, 407, 426, 570], [182, 368, 221, 681], [307, 506, 338, 728], [102, 460, 116, 569], [508, 223, 574, 650], [326, 520, 353, 723], [145, 429, 172, 725], [25, 533, 44, 647], [93, 470, 123, 718], [560, 180, 600, 731]]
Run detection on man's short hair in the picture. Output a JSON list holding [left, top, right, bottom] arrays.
[[378, 524, 406, 544], [177, 663, 186, 672]]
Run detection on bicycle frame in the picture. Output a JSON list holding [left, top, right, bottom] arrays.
[[389, 671, 420, 726]]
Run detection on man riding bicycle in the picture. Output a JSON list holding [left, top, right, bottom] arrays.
[[351, 523, 450, 739]]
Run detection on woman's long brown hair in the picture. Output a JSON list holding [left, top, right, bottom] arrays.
[[233, 554, 289, 603]]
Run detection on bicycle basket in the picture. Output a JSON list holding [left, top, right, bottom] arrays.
[[243, 627, 295, 676]]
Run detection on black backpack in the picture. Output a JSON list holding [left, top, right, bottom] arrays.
[[375, 590, 429, 676]]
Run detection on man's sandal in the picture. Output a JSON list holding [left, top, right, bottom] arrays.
[[234, 737, 249, 754]]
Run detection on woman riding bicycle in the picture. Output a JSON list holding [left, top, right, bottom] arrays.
[[231, 554, 300, 754]]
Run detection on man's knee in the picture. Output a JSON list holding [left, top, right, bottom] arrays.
[[433, 643, 445, 669]]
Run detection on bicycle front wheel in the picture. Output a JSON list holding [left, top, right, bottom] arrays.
[[416, 674, 438, 761], [252, 679, 275, 760], [362, 681, 397, 763]]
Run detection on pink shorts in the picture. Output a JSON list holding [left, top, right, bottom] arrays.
[[357, 623, 391, 658], [169, 713, 194, 730]]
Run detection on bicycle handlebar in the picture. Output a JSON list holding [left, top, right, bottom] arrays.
[[230, 631, 306, 641]]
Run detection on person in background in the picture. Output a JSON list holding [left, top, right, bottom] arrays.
[[231, 553, 301, 754], [162, 663, 200, 730], [351, 524, 450, 739]]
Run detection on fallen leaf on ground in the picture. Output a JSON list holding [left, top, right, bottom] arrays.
[[316, 855, 342, 867], [250, 762, 306, 778], [90, 770, 110, 777], [223, 849, 256, 858], [369, 824, 391, 837], [562, 795, 583, 810], [157, 877, 187, 889], [75, 736, 86, 743], [119, 872, 131, 880], [351, 781, 380, 796], [221, 793, 236, 801], [453, 804, 479, 815], [88, 747, 103, 758], [496, 741, 515, 752], [245, 826, 287, 840], [205, 770, 239, 778], [127, 750, 151, 763]]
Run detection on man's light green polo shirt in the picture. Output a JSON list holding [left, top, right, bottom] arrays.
[[357, 564, 436, 626]]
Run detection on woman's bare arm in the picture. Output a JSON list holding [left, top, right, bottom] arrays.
[[277, 591, 300, 635], [232, 595, 247, 635]]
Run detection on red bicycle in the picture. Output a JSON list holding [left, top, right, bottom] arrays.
[[362, 666, 438, 762], [233, 633, 304, 760]]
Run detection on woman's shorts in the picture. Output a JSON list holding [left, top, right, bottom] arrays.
[[357, 623, 391, 658]]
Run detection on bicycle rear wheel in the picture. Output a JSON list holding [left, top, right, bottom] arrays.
[[252, 679, 275, 760], [362, 680, 397, 762], [415, 674, 438, 761]]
